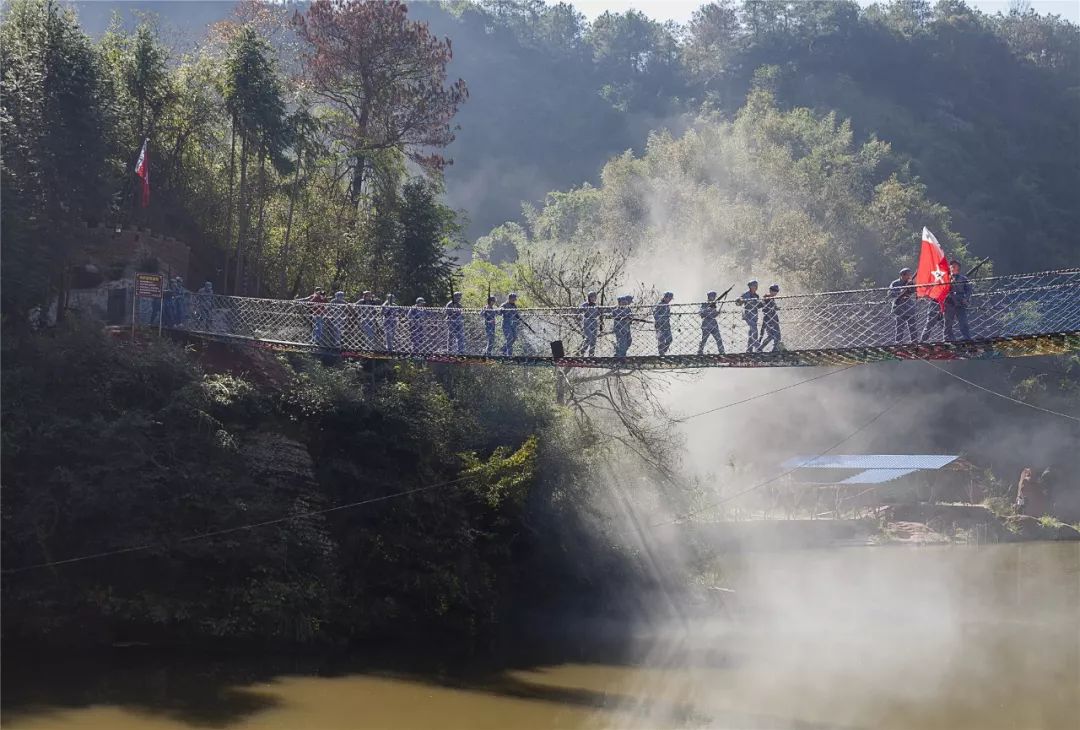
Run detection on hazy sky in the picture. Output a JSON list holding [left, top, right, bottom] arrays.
[[573, 0, 1080, 24]]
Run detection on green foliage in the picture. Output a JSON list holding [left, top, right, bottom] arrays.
[[462, 436, 538, 510], [1, 325, 620, 645], [1, 0, 109, 320], [493, 90, 963, 291]]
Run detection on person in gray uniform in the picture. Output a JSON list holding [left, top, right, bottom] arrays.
[[445, 291, 465, 354], [759, 284, 782, 352], [578, 291, 600, 356], [612, 294, 634, 357], [654, 291, 674, 355], [737, 280, 762, 352], [698, 290, 724, 355], [889, 267, 918, 343]]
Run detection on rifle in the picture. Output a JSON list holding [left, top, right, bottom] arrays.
[[517, 311, 537, 335], [717, 284, 736, 301], [965, 257, 991, 278]]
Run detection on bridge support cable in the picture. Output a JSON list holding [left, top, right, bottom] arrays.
[[653, 394, 900, 527], [164, 268, 1080, 368], [920, 359, 1080, 423]]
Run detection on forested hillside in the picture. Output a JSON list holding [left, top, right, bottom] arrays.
[[64, 0, 1079, 265], [425, 0, 1078, 269], [2, 0, 1077, 648]]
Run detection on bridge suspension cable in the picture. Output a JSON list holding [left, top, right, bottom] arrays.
[[920, 359, 1079, 423]]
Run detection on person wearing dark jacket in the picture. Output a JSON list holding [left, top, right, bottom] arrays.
[[483, 296, 498, 355], [578, 291, 601, 356], [382, 294, 398, 350], [408, 297, 427, 353], [445, 292, 465, 354], [759, 284, 782, 352], [944, 260, 973, 341], [737, 280, 762, 352], [612, 294, 634, 357], [654, 291, 674, 355], [501, 293, 520, 356], [889, 267, 918, 343], [698, 290, 724, 355]]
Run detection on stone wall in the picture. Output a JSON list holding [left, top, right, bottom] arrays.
[[74, 222, 190, 282]]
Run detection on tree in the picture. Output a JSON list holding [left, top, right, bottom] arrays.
[[587, 10, 686, 114], [99, 19, 171, 155], [392, 178, 460, 303], [1, 0, 108, 323], [222, 26, 288, 294], [294, 0, 468, 204], [684, 1, 743, 95]]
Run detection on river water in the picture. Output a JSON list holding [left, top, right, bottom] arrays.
[[3, 542, 1078, 729]]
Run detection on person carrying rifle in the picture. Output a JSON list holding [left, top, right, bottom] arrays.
[[889, 267, 918, 343], [944, 259, 973, 341], [759, 284, 782, 352], [698, 290, 725, 355]]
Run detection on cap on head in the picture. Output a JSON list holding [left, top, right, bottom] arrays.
[[707, 290, 717, 298], [769, 284, 780, 292], [587, 291, 597, 299], [452, 291, 462, 298], [663, 291, 674, 298], [900, 267, 912, 276], [950, 259, 962, 267], [748, 280, 758, 287], [335, 291, 345, 298], [416, 297, 425, 304], [508, 292, 518, 299], [487, 295, 496, 304]]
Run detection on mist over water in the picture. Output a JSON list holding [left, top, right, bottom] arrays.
[[603, 543, 1080, 730]]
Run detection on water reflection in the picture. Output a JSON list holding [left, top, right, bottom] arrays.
[[3, 542, 1077, 730]]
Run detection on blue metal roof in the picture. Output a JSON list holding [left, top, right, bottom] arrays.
[[782, 455, 959, 470]]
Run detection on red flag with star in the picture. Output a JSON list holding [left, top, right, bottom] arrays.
[[134, 138, 150, 208], [915, 226, 950, 308]]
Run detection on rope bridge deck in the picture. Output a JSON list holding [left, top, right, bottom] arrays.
[[163, 269, 1080, 368]]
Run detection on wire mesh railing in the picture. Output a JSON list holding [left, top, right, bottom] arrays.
[[164, 269, 1080, 367]]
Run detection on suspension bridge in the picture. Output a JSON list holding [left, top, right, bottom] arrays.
[[158, 269, 1080, 369]]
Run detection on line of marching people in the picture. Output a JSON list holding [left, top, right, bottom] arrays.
[[289, 283, 786, 358], [576, 281, 783, 358], [293, 288, 527, 356]]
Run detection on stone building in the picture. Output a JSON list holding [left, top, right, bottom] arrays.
[[65, 222, 191, 324]]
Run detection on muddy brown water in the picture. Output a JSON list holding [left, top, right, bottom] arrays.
[[3, 542, 1078, 729]]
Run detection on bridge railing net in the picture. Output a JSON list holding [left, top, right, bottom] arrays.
[[172, 270, 1080, 360]]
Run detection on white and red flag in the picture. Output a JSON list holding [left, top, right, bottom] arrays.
[[915, 226, 950, 308], [134, 138, 150, 208]]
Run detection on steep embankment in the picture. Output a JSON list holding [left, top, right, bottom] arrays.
[[0, 325, 639, 648]]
